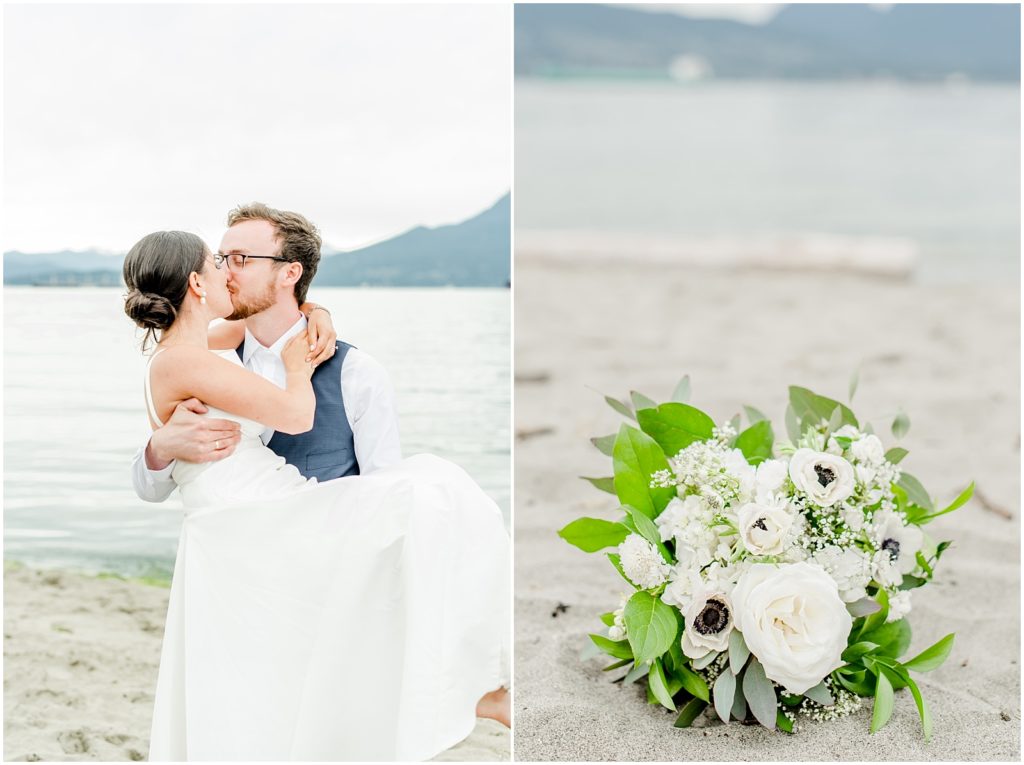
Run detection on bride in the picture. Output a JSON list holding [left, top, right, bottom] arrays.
[[122, 230, 510, 761]]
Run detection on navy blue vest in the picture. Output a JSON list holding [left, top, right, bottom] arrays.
[[236, 339, 360, 482]]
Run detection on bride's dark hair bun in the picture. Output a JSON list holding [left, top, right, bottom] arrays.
[[124, 289, 177, 331], [122, 230, 209, 349]]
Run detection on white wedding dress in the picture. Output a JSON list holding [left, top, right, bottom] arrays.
[[145, 350, 510, 762]]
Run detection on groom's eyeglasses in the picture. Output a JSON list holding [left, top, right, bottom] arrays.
[[209, 253, 226, 269], [222, 253, 291, 271]]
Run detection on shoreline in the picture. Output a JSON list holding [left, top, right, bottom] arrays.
[[3, 562, 509, 762]]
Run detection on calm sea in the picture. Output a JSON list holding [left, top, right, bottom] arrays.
[[3, 287, 510, 577], [515, 80, 1020, 284]]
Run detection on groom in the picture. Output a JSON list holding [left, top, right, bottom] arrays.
[[131, 202, 401, 502]]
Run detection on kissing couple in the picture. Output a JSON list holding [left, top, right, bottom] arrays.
[[125, 203, 510, 761]]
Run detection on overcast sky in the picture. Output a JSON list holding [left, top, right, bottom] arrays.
[[3, 4, 511, 253]]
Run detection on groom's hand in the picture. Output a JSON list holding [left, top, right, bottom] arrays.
[[145, 398, 242, 469]]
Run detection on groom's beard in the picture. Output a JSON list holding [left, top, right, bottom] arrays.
[[226, 282, 277, 320]]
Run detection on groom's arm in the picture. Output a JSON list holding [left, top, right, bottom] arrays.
[[131, 399, 242, 502], [342, 350, 401, 474]]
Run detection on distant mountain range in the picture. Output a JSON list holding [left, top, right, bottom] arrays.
[[515, 3, 1020, 81], [3, 193, 511, 288]]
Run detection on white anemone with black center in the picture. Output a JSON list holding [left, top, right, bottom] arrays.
[[788, 448, 856, 507]]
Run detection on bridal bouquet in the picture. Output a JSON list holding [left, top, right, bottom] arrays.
[[559, 378, 972, 737]]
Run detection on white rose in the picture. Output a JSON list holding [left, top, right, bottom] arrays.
[[732, 562, 852, 694], [788, 448, 855, 507], [851, 434, 885, 465], [618, 534, 671, 590], [754, 459, 788, 501], [737, 501, 794, 556], [681, 589, 733, 659]]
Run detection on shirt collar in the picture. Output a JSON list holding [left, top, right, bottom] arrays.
[[241, 314, 308, 364]]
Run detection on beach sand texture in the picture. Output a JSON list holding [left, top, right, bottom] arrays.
[[513, 255, 1020, 761], [3, 564, 509, 762]]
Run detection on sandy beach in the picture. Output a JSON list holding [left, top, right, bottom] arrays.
[[513, 253, 1020, 761], [3, 563, 509, 762]]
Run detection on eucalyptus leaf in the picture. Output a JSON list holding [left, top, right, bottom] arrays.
[[631, 391, 658, 412], [742, 657, 777, 730], [713, 668, 736, 723], [847, 598, 882, 618], [903, 633, 955, 673], [789, 386, 858, 430], [612, 424, 675, 519], [591, 434, 617, 456], [744, 404, 768, 424], [848, 366, 860, 402], [870, 669, 895, 734], [623, 591, 680, 664], [580, 476, 616, 494], [692, 651, 718, 670], [580, 639, 603, 661], [897, 472, 933, 512], [558, 517, 630, 553], [827, 405, 844, 435], [804, 680, 834, 706], [604, 394, 635, 421], [729, 629, 750, 674], [884, 447, 909, 465], [731, 673, 748, 721], [784, 404, 801, 443], [891, 411, 910, 440], [636, 403, 715, 457], [649, 658, 677, 711], [624, 660, 650, 685], [672, 375, 691, 403]]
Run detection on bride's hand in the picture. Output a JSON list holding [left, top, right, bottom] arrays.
[[283, 331, 315, 378], [300, 303, 337, 367]]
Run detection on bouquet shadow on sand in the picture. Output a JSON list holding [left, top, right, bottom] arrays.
[[560, 377, 972, 738]]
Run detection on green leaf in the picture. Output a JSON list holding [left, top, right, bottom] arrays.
[[600, 612, 616, 627], [869, 669, 895, 734], [742, 657, 778, 730], [580, 475, 616, 494], [897, 472, 934, 512], [606, 553, 632, 587], [622, 505, 662, 548], [835, 667, 874, 696], [917, 482, 974, 523], [884, 447, 909, 465], [905, 673, 933, 741], [612, 424, 675, 519], [602, 658, 632, 671], [623, 591, 679, 664], [558, 517, 630, 552], [827, 405, 844, 435], [734, 420, 774, 465], [671, 375, 691, 403], [590, 434, 616, 456], [673, 697, 707, 728], [898, 575, 927, 591], [903, 633, 955, 673], [848, 366, 860, 402], [842, 641, 880, 662], [713, 668, 736, 723], [675, 662, 710, 703], [789, 385, 858, 430], [635, 403, 715, 457], [729, 629, 750, 675], [862, 618, 912, 660], [776, 709, 794, 733], [648, 658, 677, 711], [604, 394, 635, 421], [631, 390, 658, 411], [784, 404, 801, 443], [743, 404, 768, 424], [589, 634, 633, 660], [891, 411, 910, 440]]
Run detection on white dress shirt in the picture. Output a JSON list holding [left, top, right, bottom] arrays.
[[131, 316, 402, 502]]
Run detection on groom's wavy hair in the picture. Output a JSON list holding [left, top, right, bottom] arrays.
[[226, 203, 321, 305], [123, 231, 208, 351]]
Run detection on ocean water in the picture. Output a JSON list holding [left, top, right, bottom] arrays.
[[3, 287, 510, 577], [515, 79, 1020, 284]]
